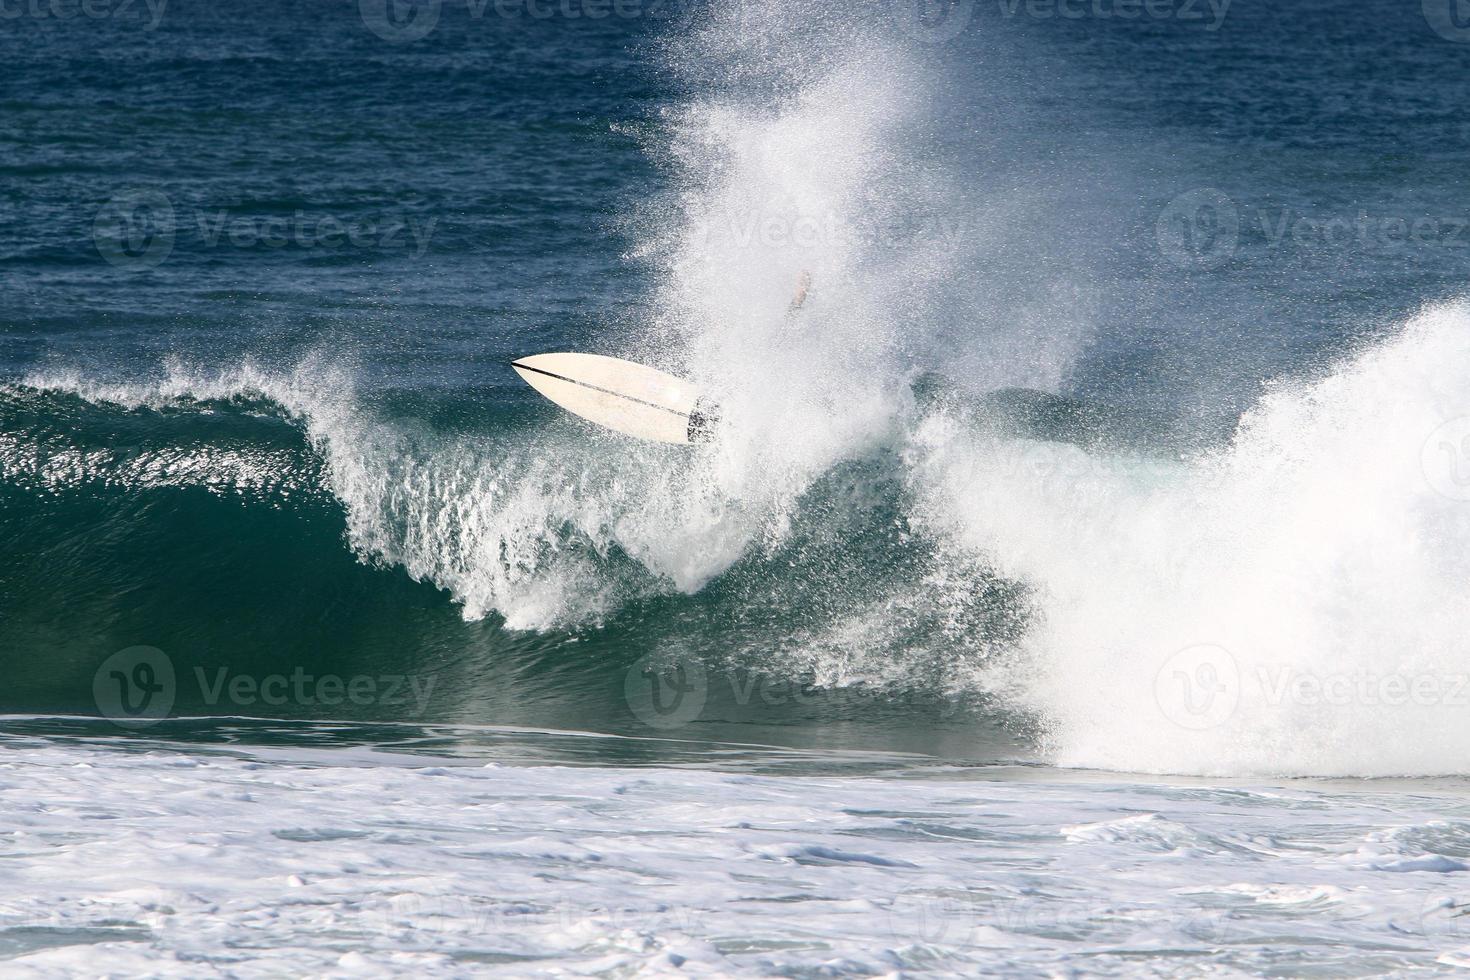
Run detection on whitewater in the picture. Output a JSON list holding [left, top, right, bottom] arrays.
[[8, 727, 1470, 977]]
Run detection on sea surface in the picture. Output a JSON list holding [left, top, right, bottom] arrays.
[[4, 0, 1470, 974]]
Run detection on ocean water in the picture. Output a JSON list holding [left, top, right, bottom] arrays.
[[5, 0, 1470, 973]]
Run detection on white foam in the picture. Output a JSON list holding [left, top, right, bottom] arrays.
[[3, 736, 1470, 976], [909, 300, 1470, 777]]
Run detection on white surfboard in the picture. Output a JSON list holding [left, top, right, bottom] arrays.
[[511, 352, 715, 445]]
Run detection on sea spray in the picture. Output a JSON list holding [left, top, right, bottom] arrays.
[[908, 300, 1470, 777]]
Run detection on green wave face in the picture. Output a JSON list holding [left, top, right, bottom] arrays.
[[0, 381, 1037, 761]]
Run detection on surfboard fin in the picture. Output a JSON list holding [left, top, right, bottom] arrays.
[[687, 397, 720, 443]]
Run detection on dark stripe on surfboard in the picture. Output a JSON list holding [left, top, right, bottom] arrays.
[[510, 360, 690, 419]]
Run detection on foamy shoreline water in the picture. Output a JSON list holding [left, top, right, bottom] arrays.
[[7, 732, 1470, 977]]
